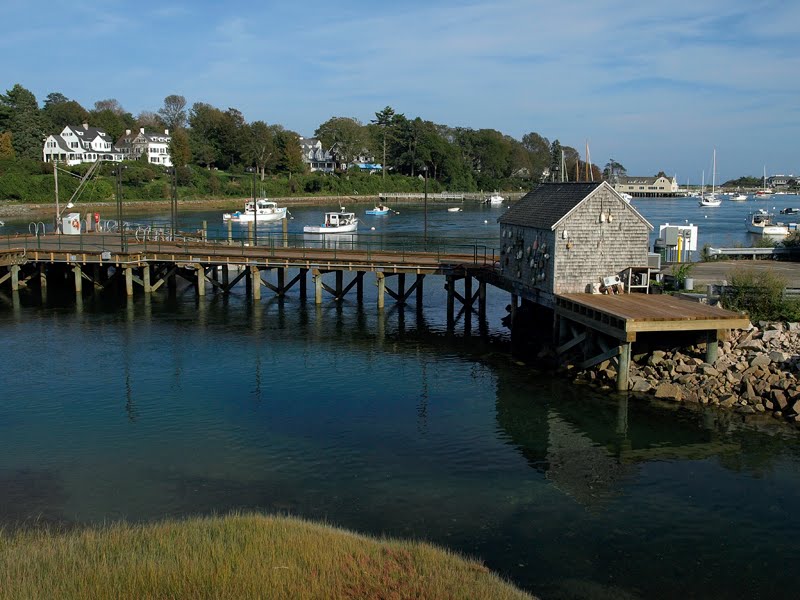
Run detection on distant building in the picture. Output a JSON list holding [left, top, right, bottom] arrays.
[[115, 128, 172, 167], [768, 175, 795, 188], [299, 137, 335, 173], [498, 182, 653, 306], [42, 124, 121, 165], [613, 175, 678, 197]]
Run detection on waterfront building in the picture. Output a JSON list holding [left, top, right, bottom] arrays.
[[498, 182, 652, 306], [115, 128, 173, 166], [613, 175, 679, 197], [42, 124, 122, 165], [299, 137, 335, 172]]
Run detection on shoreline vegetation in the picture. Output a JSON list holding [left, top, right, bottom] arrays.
[[0, 513, 534, 600]]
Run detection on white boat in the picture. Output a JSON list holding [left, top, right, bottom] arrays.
[[747, 209, 789, 237], [303, 209, 359, 234], [699, 149, 722, 207], [755, 166, 773, 196], [619, 192, 633, 203], [223, 199, 287, 222], [447, 207, 463, 212], [488, 193, 504, 205], [365, 205, 391, 215], [731, 193, 748, 201]]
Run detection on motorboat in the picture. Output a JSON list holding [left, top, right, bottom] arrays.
[[488, 193, 504, 205], [365, 204, 391, 215], [698, 194, 722, 207], [731, 193, 748, 201], [223, 199, 287, 222], [447, 207, 463, 212], [619, 192, 633, 203], [780, 207, 800, 215], [747, 209, 789, 237], [303, 209, 359, 234]]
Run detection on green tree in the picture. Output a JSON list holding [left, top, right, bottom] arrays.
[[549, 139, 564, 181], [168, 128, 191, 168], [0, 84, 46, 160], [44, 99, 89, 131], [158, 94, 188, 130], [603, 159, 626, 181], [315, 117, 367, 170], [371, 106, 398, 180], [275, 129, 305, 176], [136, 111, 165, 130], [521, 132, 550, 181], [242, 120, 275, 178]]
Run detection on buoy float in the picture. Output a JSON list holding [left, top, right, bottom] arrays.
[[371, 226, 375, 230]]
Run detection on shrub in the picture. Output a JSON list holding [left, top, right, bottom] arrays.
[[722, 267, 791, 322]]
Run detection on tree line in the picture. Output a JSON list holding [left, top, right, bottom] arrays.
[[0, 83, 615, 193]]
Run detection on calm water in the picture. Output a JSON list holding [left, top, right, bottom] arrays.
[[3, 198, 800, 599]]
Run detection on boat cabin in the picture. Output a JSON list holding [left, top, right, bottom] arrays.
[[325, 212, 355, 227]]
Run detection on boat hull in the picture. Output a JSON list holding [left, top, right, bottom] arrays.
[[223, 208, 287, 223], [365, 209, 390, 215], [303, 221, 359, 234]]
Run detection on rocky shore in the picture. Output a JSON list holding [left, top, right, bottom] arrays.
[[572, 322, 800, 428]]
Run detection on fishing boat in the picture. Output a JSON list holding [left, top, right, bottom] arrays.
[[780, 207, 800, 215], [303, 209, 359, 234], [488, 193, 504, 205], [747, 209, 789, 237], [223, 199, 287, 222], [365, 204, 391, 215]]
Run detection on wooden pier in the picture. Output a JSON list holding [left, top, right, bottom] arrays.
[[1, 229, 752, 392]]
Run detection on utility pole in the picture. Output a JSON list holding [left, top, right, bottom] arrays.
[[53, 160, 60, 233]]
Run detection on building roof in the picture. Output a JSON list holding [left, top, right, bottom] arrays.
[[616, 175, 671, 185], [498, 182, 603, 229], [498, 181, 653, 231], [45, 134, 76, 154]]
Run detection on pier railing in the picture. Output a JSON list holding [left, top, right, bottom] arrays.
[[1, 225, 500, 268]]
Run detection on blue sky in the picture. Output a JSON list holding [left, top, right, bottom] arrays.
[[2, 0, 799, 181]]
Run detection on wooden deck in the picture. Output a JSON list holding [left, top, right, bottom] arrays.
[[556, 292, 751, 342]]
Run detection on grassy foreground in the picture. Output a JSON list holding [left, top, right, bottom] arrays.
[[0, 513, 534, 599]]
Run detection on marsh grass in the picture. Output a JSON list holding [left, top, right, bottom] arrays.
[[0, 513, 534, 599]]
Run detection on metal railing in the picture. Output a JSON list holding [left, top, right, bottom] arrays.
[[706, 247, 800, 259]]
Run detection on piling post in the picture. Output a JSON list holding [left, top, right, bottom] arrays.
[[376, 272, 385, 309], [73, 265, 82, 295], [10, 265, 20, 291], [705, 330, 719, 365], [202, 220, 207, 242], [277, 268, 285, 296], [227, 219, 233, 244], [143, 265, 151, 294], [616, 342, 631, 392], [282, 217, 288, 247], [299, 268, 308, 301], [221, 265, 230, 291], [416, 274, 424, 311], [313, 269, 323, 305], [251, 266, 260, 300], [446, 274, 455, 330], [248, 221, 254, 246], [125, 267, 134, 297], [478, 279, 486, 321], [464, 275, 472, 310], [39, 264, 47, 302], [335, 270, 343, 301], [397, 273, 406, 305], [197, 265, 206, 297], [356, 271, 364, 304]]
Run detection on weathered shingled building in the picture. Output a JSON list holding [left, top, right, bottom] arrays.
[[498, 182, 653, 307]]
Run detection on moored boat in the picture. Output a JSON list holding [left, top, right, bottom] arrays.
[[698, 194, 722, 207], [365, 204, 391, 215], [747, 209, 789, 237], [780, 207, 800, 215], [488, 193, 504, 205], [731, 193, 748, 201], [447, 207, 463, 212], [303, 209, 359, 234], [223, 199, 287, 222]]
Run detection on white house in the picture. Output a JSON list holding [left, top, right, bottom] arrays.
[[613, 175, 679, 198], [299, 137, 334, 172], [42, 124, 121, 165], [115, 128, 173, 167]]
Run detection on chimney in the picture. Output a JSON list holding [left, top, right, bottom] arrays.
[[82, 123, 89, 130], [139, 127, 145, 134], [164, 129, 169, 135], [125, 129, 131, 136]]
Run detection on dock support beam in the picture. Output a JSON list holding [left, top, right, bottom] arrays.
[[250, 266, 260, 300], [616, 342, 631, 392], [197, 266, 206, 297], [313, 270, 323, 305], [376, 272, 385, 309], [446, 274, 455, 330], [416, 274, 424, 309], [11, 265, 20, 291], [705, 331, 719, 365], [73, 265, 82, 295], [299, 268, 307, 301], [478, 280, 486, 321], [125, 267, 134, 297], [143, 265, 151, 294]]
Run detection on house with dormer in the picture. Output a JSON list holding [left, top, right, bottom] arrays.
[[299, 137, 335, 172], [42, 124, 122, 165], [115, 128, 173, 167]]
